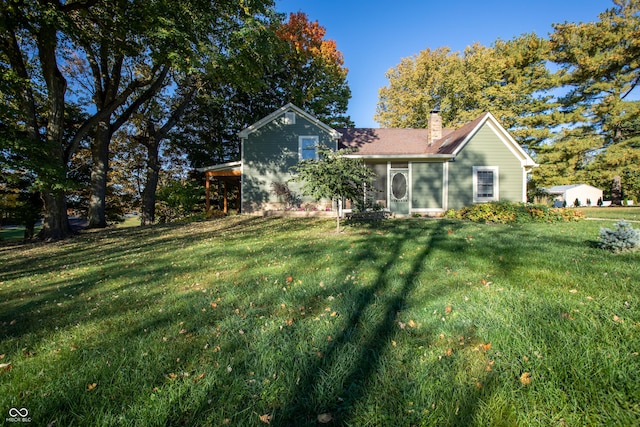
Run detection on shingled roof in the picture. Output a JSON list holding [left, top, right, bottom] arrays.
[[337, 113, 490, 157]]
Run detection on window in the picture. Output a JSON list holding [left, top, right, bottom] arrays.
[[299, 136, 319, 160], [473, 166, 499, 202], [284, 111, 296, 125]]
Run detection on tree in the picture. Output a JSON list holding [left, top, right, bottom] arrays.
[[0, 0, 275, 239], [274, 12, 352, 127], [290, 146, 375, 233], [537, 0, 640, 188], [375, 34, 555, 149]]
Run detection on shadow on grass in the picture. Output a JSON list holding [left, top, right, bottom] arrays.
[[252, 219, 478, 425], [0, 217, 318, 340]]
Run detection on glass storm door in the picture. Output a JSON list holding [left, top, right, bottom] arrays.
[[389, 169, 409, 214]]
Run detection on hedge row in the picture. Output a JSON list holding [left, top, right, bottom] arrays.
[[445, 201, 585, 224]]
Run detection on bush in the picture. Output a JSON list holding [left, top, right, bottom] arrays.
[[447, 201, 585, 224], [599, 220, 640, 253]]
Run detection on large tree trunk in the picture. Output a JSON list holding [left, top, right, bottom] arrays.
[[87, 120, 111, 228], [141, 138, 161, 226], [40, 191, 72, 241]]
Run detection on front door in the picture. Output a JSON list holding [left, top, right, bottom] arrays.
[[389, 169, 409, 215]]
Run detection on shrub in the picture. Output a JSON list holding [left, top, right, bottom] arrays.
[[448, 201, 585, 224], [599, 220, 640, 253]]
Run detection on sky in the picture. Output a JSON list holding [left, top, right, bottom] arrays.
[[275, 0, 613, 128]]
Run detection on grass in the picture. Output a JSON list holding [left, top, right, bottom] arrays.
[[578, 206, 640, 221], [1, 215, 639, 426]]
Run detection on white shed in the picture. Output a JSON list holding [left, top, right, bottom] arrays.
[[544, 184, 603, 207]]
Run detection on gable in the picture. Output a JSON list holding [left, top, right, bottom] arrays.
[[447, 113, 537, 168], [239, 103, 340, 140]]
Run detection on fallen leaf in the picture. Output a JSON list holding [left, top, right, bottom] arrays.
[[569, 289, 578, 294], [210, 302, 218, 308], [398, 321, 406, 329], [87, 383, 97, 391], [259, 413, 271, 424], [613, 315, 624, 324], [391, 340, 397, 347], [444, 348, 453, 356], [194, 372, 206, 383], [286, 318, 294, 326], [445, 306, 452, 314], [168, 373, 178, 380], [520, 372, 532, 386], [0, 363, 12, 372], [480, 342, 492, 352], [330, 311, 337, 317], [317, 413, 333, 423], [286, 276, 293, 283], [408, 319, 417, 328]]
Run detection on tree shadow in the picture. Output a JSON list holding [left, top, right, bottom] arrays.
[[269, 219, 471, 425]]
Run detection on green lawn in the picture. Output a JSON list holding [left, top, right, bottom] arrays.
[[1, 216, 639, 426], [578, 206, 640, 221]]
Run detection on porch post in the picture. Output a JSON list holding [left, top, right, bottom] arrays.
[[223, 181, 228, 214], [205, 172, 211, 212]]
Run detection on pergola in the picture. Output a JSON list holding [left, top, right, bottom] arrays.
[[197, 161, 242, 214]]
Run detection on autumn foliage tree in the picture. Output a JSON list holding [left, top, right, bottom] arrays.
[[376, 34, 555, 149], [275, 12, 352, 127]]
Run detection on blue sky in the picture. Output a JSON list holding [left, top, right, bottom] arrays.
[[275, 0, 612, 128]]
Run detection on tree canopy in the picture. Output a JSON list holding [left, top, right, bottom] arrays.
[[290, 146, 375, 232]]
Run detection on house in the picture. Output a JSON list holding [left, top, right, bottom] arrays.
[[199, 103, 538, 215], [543, 184, 604, 207]]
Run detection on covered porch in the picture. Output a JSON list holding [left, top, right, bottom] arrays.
[[197, 161, 242, 214]]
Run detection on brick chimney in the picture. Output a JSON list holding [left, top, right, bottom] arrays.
[[428, 109, 442, 146]]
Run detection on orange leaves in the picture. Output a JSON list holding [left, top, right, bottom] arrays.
[[520, 372, 532, 386], [276, 12, 345, 66], [259, 414, 271, 424], [86, 383, 97, 391]]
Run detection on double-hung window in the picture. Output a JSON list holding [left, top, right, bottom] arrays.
[[299, 136, 319, 160], [473, 166, 499, 202]]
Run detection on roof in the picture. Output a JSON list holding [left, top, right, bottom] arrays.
[[338, 112, 537, 167], [544, 184, 603, 194], [197, 161, 241, 174], [337, 128, 456, 156]]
